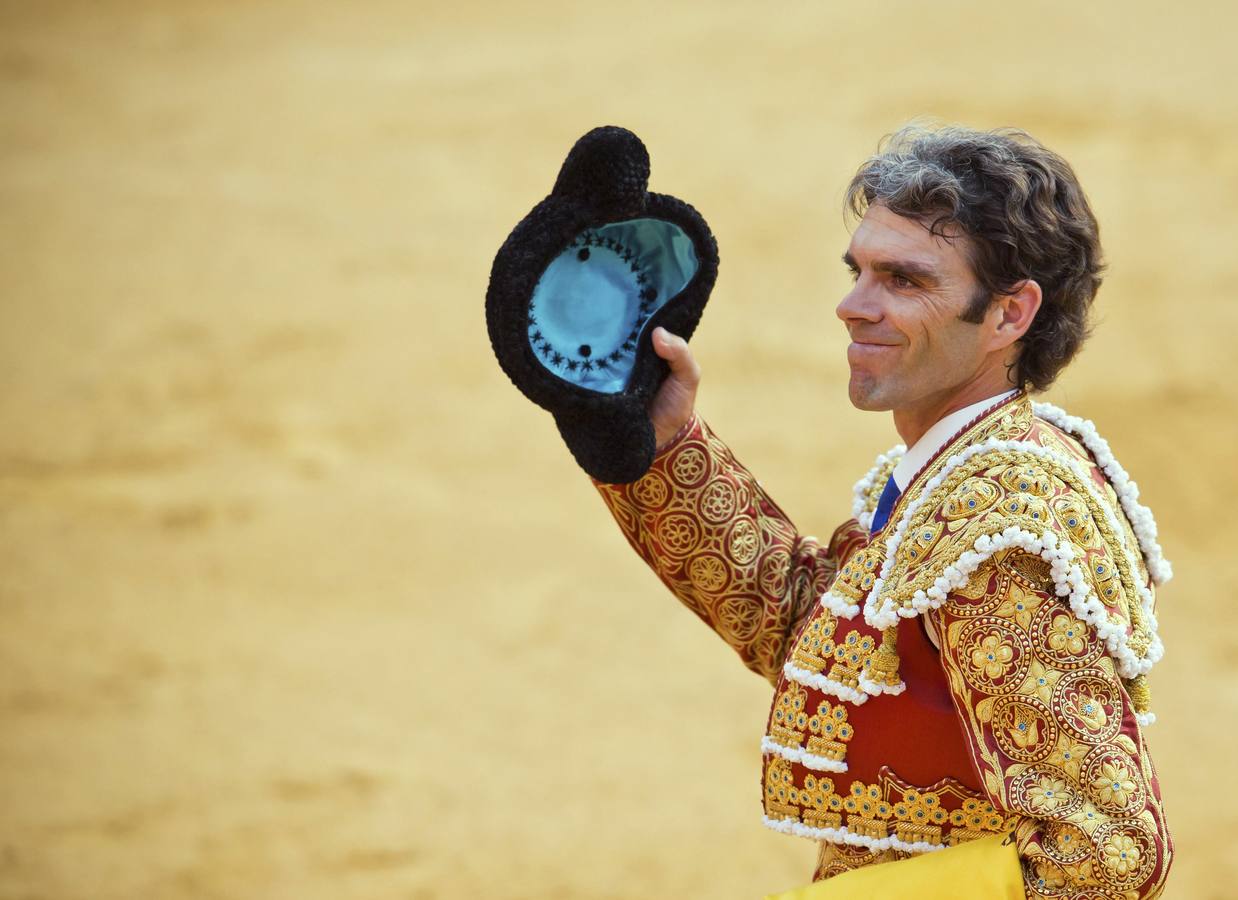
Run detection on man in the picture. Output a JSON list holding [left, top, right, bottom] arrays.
[[590, 125, 1172, 897]]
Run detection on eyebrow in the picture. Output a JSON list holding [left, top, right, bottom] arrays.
[[842, 252, 942, 284]]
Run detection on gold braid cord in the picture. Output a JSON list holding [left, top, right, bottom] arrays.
[[591, 412, 867, 686]]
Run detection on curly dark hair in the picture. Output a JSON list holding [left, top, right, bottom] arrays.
[[844, 124, 1105, 391]]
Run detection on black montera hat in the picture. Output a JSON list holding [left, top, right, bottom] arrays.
[[486, 126, 719, 483]]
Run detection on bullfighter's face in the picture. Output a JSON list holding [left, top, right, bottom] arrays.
[[836, 203, 995, 417]]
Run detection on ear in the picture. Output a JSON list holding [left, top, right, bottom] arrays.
[[987, 279, 1043, 351]]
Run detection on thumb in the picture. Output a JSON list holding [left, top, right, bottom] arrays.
[[652, 326, 694, 376]]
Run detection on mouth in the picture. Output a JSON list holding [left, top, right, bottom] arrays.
[[846, 340, 900, 366]]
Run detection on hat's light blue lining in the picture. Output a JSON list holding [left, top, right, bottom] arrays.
[[528, 218, 699, 393]]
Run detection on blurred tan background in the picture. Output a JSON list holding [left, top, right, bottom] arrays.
[[1, 1, 1235, 897]]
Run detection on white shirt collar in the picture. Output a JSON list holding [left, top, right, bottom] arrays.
[[890, 390, 1019, 492]]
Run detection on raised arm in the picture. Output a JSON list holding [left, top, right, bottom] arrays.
[[593, 412, 866, 685], [589, 327, 864, 684]]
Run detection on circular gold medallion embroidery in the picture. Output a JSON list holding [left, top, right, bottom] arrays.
[[1054, 670, 1122, 743], [759, 547, 791, 598], [1032, 604, 1104, 671], [1092, 820, 1157, 889], [1027, 857, 1069, 895], [717, 595, 762, 642], [726, 516, 760, 564], [670, 443, 710, 488], [1043, 821, 1092, 864], [655, 512, 702, 559], [687, 551, 731, 595], [1082, 745, 1146, 816], [992, 694, 1058, 763], [958, 617, 1032, 694], [698, 478, 738, 523], [631, 469, 670, 510], [1010, 765, 1082, 819]]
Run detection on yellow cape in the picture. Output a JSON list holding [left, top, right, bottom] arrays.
[[764, 834, 1022, 900]]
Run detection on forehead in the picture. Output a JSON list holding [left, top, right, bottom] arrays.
[[847, 203, 973, 274]]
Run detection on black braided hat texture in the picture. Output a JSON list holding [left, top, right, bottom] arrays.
[[486, 126, 720, 483]]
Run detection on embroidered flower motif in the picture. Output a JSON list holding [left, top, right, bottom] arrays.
[[1046, 739, 1090, 781], [970, 633, 1014, 679], [1032, 859, 1067, 890], [1047, 613, 1088, 656], [995, 590, 1037, 630], [1026, 774, 1074, 814], [1003, 704, 1041, 750], [1065, 684, 1109, 732], [1102, 832, 1142, 877], [1026, 660, 1056, 705], [1092, 761, 1137, 808]]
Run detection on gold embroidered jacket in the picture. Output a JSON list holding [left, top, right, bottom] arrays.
[[592, 391, 1172, 898]]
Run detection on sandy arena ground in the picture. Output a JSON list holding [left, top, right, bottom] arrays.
[[2, 2, 1236, 897]]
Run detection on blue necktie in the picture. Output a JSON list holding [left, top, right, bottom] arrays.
[[870, 474, 902, 534]]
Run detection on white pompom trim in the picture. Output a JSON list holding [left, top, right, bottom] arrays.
[[760, 736, 849, 773], [783, 662, 869, 705], [820, 589, 860, 620], [851, 443, 906, 530], [858, 674, 907, 696], [865, 520, 1157, 680], [763, 815, 946, 855], [1032, 401, 1172, 585], [1135, 711, 1157, 728], [861, 433, 1164, 679]]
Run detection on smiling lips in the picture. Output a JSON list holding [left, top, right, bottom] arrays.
[[847, 340, 900, 365]]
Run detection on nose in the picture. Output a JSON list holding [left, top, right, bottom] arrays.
[[835, 277, 882, 326]]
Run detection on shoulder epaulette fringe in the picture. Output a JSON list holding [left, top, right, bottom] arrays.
[[825, 401, 1169, 721]]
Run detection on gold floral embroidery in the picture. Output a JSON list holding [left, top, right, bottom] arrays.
[[789, 608, 838, 675], [767, 682, 856, 764], [971, 633, 1014, 679], [1091, 761, 1137, 809], [1029, 858, 1067, 892], [1066, 685, 1108, 731], [1101, 832, 1141, 877], [764, 764, 1011, 849], [933, 543, 1170, 898], [1044, 737, 1090, 782], [955, 617, 1031, 694], [1025, 774, 1075, 815], [1055, 670, 1121, 742], [992, 695, 1057, 763], [993, 586, 1038, 631], [1046, 614, 1088, 656]]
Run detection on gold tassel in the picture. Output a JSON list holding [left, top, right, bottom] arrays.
[[867, 625, 902, 688], [1125, 674, 1152, 716]]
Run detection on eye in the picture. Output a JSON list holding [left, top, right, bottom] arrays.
[[846, 267, 860, 283], [890, 273, 915, 289]]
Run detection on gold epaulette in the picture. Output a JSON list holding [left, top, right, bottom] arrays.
[[853, 435, 1163, 719]]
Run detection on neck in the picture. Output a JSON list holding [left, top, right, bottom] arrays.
[[892, 372, 1019, 446]]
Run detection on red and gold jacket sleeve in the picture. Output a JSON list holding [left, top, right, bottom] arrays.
[[929, 547, 1172, 899], [591, 412, 867, 686]]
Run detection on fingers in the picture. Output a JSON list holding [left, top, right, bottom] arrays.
[[652, 327, 700, 386]]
